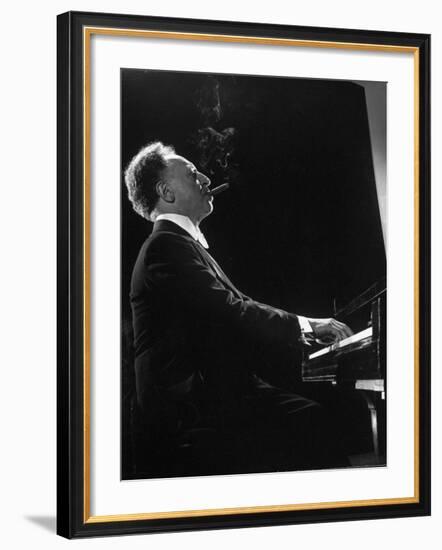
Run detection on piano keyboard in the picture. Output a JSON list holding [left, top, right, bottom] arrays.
[[308, 327, 373, 360]]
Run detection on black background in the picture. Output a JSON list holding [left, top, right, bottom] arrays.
[[121, 69, 385, 328]]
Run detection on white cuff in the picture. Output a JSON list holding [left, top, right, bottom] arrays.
[[297, 315, 313, 334]]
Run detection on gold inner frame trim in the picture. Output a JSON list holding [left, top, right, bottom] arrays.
[[413, 49, 420, 501], [82, 26, 421, 523]]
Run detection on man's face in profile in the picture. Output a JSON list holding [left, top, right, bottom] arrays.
[[163, 155, 213, 223]]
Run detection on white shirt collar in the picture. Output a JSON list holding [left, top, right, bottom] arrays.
[[155, 214, 209, 248]]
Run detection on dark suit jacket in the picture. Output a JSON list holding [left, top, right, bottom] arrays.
[[130, 219, 303, 436]]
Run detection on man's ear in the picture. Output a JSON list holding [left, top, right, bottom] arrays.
[[156, 180, 174, 203]]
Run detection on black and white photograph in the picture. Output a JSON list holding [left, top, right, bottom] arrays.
[[121, 69, 387, 480], [0, 0, 437, 545], [54, 10, 430, 539]]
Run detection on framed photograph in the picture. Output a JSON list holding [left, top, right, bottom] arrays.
[[57, 11, 431, 538]]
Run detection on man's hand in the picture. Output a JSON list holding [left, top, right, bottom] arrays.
[[307, 317, 353, 345]]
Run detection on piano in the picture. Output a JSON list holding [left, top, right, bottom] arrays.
[[302, 278, 386, 465]]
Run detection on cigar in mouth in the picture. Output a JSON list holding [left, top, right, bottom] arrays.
[[209, 182, 230, 196]]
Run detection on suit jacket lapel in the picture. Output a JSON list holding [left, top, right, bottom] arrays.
[[195, 243, 243, 299]]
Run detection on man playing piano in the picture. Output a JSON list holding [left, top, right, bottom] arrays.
[[125, 141, 353, 477]]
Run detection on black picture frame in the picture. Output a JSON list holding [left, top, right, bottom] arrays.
[[57, 10, 431, 539]]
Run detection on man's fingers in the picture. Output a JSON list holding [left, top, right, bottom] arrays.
[[331, 319, 353, 339], [338, 322, 353, 338], [335, 328, 347, 342], [344, 326, 354, 338], [310, 318, 354, 344]]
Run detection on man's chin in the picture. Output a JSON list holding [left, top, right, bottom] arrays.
[[200, 203, 213, 221]]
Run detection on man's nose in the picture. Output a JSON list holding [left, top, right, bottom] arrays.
[[198, 172, 211, 187]]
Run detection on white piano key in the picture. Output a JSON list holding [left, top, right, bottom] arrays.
[[308, 326, 373, 360]]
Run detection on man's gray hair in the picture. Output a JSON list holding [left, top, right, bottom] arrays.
[[124, 141, 175, 220]]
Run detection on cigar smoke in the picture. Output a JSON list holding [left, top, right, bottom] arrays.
[[191, 76, 239, 190]]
